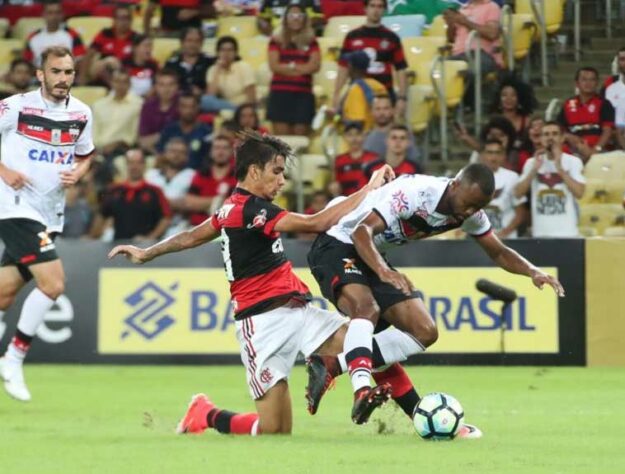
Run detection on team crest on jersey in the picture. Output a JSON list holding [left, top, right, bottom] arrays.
[[247, 209, 267, 229], [38, 232, 55, 253], [343, 258, 362, 275], [218, 203, 235, 220], [51, 129, 62, 145], [352, 39, 364, 47], [391, 190, 409, 214], [380, 39, 390, 50]]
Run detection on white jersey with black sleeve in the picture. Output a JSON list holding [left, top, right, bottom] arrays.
[[0, 90, 94, 232], [326, 174, 493, 251]]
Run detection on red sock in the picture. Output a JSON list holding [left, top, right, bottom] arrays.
[[210, 409, 260, 435], [373, 363, 420, 417], [230, 413, 260, 435]]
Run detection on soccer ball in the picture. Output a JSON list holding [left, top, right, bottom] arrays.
[[412, 392, 464, 440]]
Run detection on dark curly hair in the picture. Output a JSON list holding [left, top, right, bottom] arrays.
[[490, 76, 538, 116], [479, 115, 517, 153]]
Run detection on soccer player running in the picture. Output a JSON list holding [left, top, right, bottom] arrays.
[[109, 133, 395, 435], [0, 47, 94, 401], [306, 164, 564, 435]]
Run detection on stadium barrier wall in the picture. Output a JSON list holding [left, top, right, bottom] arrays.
[[0, 239, 586, 366], [585, 238, 625, 367]]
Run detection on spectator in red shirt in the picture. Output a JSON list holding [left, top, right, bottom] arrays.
[[180, 135, 237, 226], [266, 3, 321, 135], [365, 124, 424, 178], [138, 68, 180, 154], [79, 4, 139, 86], [332, 0, 408, 120], [93, 149, 172, 242], [558, 67, 615, 162], [24, 0, 86, 68], [329, 123, 378, 197], [122, 34, 160, 98]]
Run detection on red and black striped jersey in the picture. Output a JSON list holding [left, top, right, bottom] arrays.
[[91, 27, 140, 60], [338, 25, 407, 92], [269, 38, 320, 94], [334, 151, 378, 196], [210, 188, 310, 320], [557, 94, 615, 149]]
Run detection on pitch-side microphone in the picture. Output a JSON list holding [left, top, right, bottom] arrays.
[[475, 279, 517, 304]]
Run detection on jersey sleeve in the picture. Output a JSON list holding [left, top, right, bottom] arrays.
[[243, 196, 287, 237], [462, 210, 492, 237], [75, 106, 95, 157], [0, 95, 19, 135], [371, 176, 421, 228]]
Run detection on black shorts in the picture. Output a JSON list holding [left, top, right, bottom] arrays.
[[266, 90, 316, 125], [308, 233, 422, 331], [0, 218, 59, 282]]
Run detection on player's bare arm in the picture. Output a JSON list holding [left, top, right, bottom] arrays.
[[108, 219, 220, 264], [274, 164, 395, 234], [476, 231, 565, 297], [59, 154, 94, 188], [351, 210, 414, 296], [0, 162, 31, 190]]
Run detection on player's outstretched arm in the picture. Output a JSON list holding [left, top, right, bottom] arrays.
[[476, 232, 565, 297], [108, 219, 220, 264], [351, 211, 414, 296], [274, 164, 395, 234]]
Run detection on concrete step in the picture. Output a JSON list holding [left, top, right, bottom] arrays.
[[590, 37, 625, 50]]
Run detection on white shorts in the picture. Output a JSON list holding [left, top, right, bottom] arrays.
[[235, 302, 347, 400]]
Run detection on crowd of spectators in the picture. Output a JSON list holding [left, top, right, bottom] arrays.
[[0, 0, 623, 241]]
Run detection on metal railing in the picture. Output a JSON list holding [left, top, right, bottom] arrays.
[[501, 4, 515, 71], [530, 0, 549, 86], [545, 98, 562, 122], [430, 54, 448, 162], [466, 30, 483, 138], [574, 0, 581, 62]]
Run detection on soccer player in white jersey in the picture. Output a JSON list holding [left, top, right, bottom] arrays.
[[306, 163, 564, 431], [0, 46, 94, 401]]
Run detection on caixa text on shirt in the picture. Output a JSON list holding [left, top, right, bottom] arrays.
[[28, 148, 74, 165]]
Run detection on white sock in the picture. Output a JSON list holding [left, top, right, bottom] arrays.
[[373, 328, 425, 365], [343, 319, 374, 392], [337, 328, 425, 373], [17, 288, 55, 336]]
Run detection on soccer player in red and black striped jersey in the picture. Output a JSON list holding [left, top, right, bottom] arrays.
[[109, 132, 395, 435], [331, 0, 408, 119]]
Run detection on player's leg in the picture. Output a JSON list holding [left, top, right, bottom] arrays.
[[0, 265, 27, 311]]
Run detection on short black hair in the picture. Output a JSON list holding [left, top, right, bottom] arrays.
[[178, 92, 199, 104], [482, 138, 504, 149], [389, 123, 410, 134], [234, 131, 293, 181], [344, 122, 364, 133], [459, 163, 495, 197], [10, 58, 34, 72], [575, 66, 599, 81], [364, 0, 387, 7], [542, 120, 563, 131], [217, 35, 238, 52], [180, 26, 203, 42]]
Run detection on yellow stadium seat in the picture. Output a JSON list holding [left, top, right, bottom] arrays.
[[317, 36, 341, 62], [408, 85, 434, 133], [12, 17, 45, 41], [423, 15, 447, 38], [584, 151, 625, 181], [67, 17, 113, 46], [516, 0, 564, 35], [298, 153, 330, 186], [152, 37, 180, 66], [603, 226, 625, 237], [202, 38, 217, 56], [579, 204, 625, 235], [70, 86, 108, 106], [504, 13, 536, 62], [216, 16, 260, 40], [313, 61, 339, 103], [255, 62, 272, 102], [0, 18, 9, 38], [239, 37, 269, 69], [402, 36, 448, 72], [0, 39, 24, 72], [324, 16, 365, 41], [580, 179, 625, 205]]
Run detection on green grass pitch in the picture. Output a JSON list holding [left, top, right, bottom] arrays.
[[1, 365, 624, 474]]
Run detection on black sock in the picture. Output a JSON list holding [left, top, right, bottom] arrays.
[[372, 339, 386, 368], [394, 388, 421, 418], [207, 409, 236, 434], [14, 329, 33, 345]]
